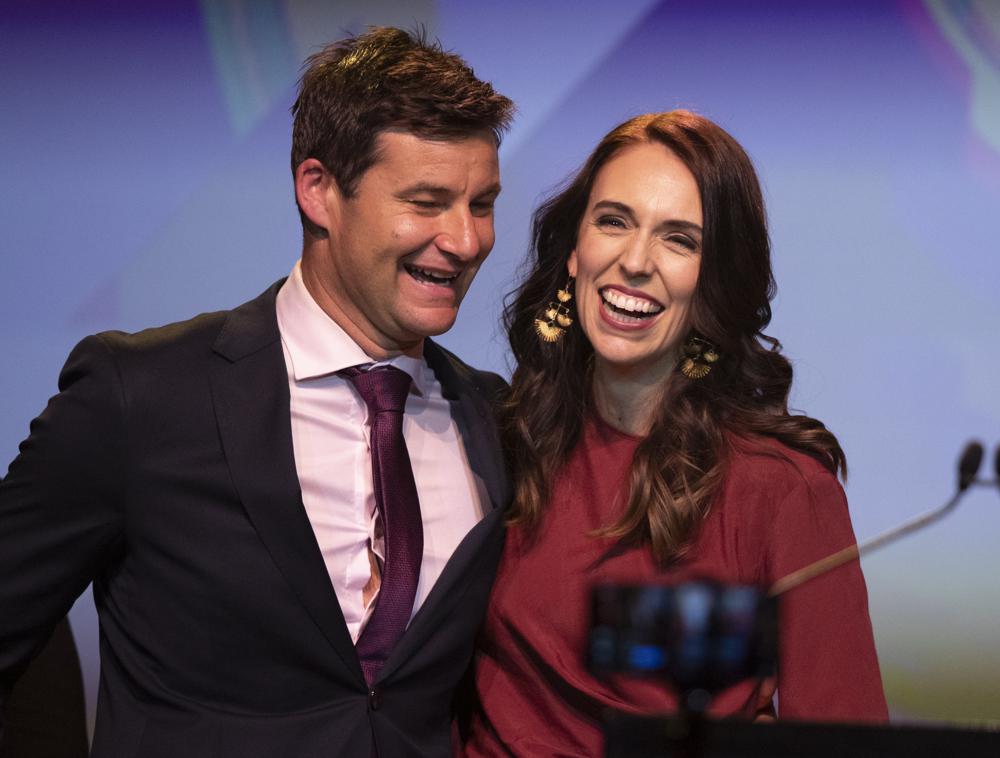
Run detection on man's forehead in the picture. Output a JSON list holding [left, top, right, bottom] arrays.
[[366, 130, 500, 188], [373, 129, 498, 161]]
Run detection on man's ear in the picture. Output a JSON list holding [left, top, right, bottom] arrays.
[[295, 158, 339, 234]]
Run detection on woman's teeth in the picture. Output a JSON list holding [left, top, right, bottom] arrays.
[[600, 289, 663, 318]]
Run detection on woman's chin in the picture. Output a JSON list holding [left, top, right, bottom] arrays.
[[591, 350, 676, 384]]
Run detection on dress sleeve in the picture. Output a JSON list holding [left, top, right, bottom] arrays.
[[0, 335, 127, 717], [767, 469, 888, 722]]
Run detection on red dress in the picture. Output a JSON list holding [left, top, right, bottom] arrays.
[[461, 413, 887, 757]]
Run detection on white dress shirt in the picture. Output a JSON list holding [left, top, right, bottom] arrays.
[[275, 261, 489, 643]]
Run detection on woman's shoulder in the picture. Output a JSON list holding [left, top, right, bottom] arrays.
[[719, 433, 844, 517], [716, 434, 856, 584], [725, 432, 837, 482]]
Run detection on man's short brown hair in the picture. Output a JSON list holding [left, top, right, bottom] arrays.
[[291, 26, 514, 203]]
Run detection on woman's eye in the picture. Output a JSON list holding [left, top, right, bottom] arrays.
[[666, 234, 698, 251], [596, 215, 626, 229]]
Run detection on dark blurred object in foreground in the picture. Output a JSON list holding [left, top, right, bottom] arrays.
[[589, 581, 777, 714], [604, 712, 1000, 758], [1, 618, 87, 758]]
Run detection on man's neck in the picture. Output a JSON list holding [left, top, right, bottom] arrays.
[[299, 251, 423, 360]]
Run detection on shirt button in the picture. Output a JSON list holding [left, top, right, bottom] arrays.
[[368, 687, 382, 711]]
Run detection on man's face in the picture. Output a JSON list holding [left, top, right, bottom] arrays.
[[310, 130, 501, 356]]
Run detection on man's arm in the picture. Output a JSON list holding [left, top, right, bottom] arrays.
[[0, 335, 127, 721]]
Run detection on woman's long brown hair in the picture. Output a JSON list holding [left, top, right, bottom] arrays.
[[502, 111, 845, 565]]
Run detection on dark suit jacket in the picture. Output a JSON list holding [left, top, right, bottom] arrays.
[[0, 281, 510, 757]]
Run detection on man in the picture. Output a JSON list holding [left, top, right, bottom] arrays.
[[0, 27, 514, 757]]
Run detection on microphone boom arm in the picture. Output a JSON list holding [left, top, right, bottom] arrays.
[[769, 490, 964, 597]]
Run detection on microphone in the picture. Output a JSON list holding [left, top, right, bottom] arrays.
[[769, 441, 985, 596], [994, 444, 1000, 487], [959, 441, 985, 491]]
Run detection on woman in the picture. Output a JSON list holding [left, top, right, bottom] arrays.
[[460, 111, 887, 756]]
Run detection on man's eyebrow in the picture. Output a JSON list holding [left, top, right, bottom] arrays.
[[476, 183, 502, 199], [397, 182, 502, 198], [397, 182, 452, 197]]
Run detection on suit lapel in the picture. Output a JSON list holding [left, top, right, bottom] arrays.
[[208, 282, 363, 683], [379, 340, 510, 680], [383, 506, 504, 680], [423, 340, 510, 512]]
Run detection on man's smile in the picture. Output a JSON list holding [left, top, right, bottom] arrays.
[[404, 264, 461, 287]]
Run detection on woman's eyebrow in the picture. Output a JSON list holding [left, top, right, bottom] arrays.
[[658, 219, 703, 237], [592, 200, 702, 236], [591, 199, 635, 218]]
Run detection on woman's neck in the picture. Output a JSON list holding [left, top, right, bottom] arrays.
[[591, 361, 669, 437]]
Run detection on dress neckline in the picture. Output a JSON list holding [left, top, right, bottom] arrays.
[[589, 409, 644, 444]]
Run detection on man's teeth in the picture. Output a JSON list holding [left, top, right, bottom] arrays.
[[601, 289, 663, 316], [407, 266, 458, 285]]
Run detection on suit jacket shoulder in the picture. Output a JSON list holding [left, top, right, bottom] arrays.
[[422, 338, 508, 403], [96, 279, 282, 367]]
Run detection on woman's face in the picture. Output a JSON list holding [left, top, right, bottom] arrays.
[[568, 141, 702, 382]]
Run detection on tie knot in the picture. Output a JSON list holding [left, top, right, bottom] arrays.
[[342, 365, 412, 415]]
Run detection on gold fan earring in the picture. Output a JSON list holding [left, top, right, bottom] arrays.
[[534, 280, 574, 343], [680, 336, 720, 379]]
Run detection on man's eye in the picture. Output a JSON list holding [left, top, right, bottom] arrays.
[[471, 202, 495, 216], [410, 199, 439, 208]]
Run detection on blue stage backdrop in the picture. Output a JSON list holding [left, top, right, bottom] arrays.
[[2, 0, 998, 732]]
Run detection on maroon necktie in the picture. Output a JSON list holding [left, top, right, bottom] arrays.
[[341, 365, 424, 686]]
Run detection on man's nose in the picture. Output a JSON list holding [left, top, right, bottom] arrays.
[[436, 207, 484, 259]]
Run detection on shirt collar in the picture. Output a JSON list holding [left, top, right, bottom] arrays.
[[275, 260, 428, 395]]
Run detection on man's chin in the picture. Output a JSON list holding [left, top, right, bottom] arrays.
[[410, 318, 459, 340], [397, 308, 460, 341]]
